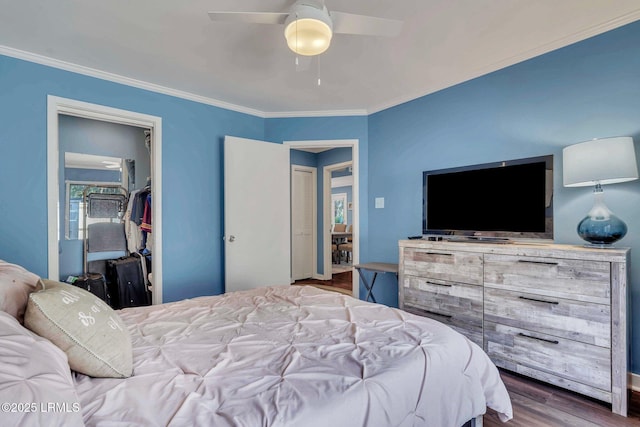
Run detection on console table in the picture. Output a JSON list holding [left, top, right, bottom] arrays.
[[398, 239, 630, 416], [354, 262, 398, 303]]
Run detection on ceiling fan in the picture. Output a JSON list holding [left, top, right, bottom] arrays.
[[208, 1, 403, 57]]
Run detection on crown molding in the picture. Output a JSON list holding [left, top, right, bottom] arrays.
[[0, 44, 366, 119], [264, 109, 367, 118], [367, 9, 640, 114], [0, 44, 267, 118]]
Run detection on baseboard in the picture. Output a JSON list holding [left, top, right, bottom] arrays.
[[630, 372, 640, 392]]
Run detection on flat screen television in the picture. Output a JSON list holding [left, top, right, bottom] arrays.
[[422, 155, 553, 241]]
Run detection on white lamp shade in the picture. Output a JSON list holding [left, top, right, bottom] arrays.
[[562, 136, 639, 187], [284, 3, 333, 56]]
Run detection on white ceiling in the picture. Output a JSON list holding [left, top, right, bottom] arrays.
[[1, 1, 640, 116]]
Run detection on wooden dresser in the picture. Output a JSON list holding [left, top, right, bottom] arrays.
[[398, 239, 630, 416]]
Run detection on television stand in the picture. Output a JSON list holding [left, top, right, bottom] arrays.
[[398, 240, 630, 416]]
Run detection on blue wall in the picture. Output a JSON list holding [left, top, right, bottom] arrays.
[[290, 149, 317, 168], [368, 21, 640, 370], [0, 54, 264, 303]]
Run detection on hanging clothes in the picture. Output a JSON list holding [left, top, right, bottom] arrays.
[[140, 193, 152, 233], [130, 189, 149, 226], [128, 186, 151, 253], [124, 189, 142, 254]]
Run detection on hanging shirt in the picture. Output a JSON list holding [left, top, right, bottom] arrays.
[[131, 189, 149, 226], [140, 193, 152, 233], [125, 189, 143, 253]]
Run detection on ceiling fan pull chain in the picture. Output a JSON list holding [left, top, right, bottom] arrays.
[[317, 56, 321, 86]]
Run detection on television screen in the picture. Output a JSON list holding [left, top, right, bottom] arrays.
[[423, 155, 553, 240]]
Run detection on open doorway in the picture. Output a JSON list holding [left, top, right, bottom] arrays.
[[58, 117, 151, 283], [47, 96, 164, 305], [285, 139, 359, 299]]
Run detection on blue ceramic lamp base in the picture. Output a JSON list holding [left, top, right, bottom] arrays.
[[577, 187, 627, 247]]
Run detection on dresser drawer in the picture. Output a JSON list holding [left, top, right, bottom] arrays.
[[484, 287, 610, 347], [402, 248, 483, 285], [484, 254, 611, 304], [403, 275, 483, 346], [484, 322, 611, 401]]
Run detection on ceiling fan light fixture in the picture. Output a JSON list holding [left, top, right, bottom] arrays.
[[284, 3, 333, 56]]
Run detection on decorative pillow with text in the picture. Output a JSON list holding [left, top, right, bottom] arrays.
[[24, 279, 132, 378]]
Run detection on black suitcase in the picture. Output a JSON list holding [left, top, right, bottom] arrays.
[[72, 273, 110, 305], [107, 256, 149, 309]]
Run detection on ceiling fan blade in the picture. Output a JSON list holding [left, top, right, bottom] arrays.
[[208, 11, 288, 25], [330, 11, 403, 37]]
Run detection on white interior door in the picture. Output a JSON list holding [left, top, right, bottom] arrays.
[[291, 166, 316, 280], [224, 136, 290, 292]]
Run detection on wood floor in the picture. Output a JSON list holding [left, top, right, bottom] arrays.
[[293, 271, 352, 292], [484, 370, 640, 426]]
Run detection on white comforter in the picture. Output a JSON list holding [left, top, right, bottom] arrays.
[[74, 285, 512, 426]]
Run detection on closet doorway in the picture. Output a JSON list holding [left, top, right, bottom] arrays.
[[47, 96, 164, 305]]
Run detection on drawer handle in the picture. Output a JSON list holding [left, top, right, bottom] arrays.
[[517, 260, 558, 266], [518, 296, 559, 305], [409, 306, 453, 319], [518, 333, 559, 345], [422, 309, 452, 319], [426, 281, 452, 287], [422, 252, 452, 256]]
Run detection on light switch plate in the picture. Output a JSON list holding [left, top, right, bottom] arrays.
[[375, 197, 384, 209]]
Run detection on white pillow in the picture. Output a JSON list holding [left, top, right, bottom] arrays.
[[0, 260, 40, 323], [24, 279, 133, 378], [0, 311, 84, 427]]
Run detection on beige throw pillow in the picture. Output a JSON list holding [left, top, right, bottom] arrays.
[[24, 279, 133, 378], [0, 260, 40, 323]]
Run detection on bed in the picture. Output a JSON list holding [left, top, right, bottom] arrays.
[[0, 261, 512, 427]]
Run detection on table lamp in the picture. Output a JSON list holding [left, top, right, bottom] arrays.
[[563, 136, 638, 246]]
